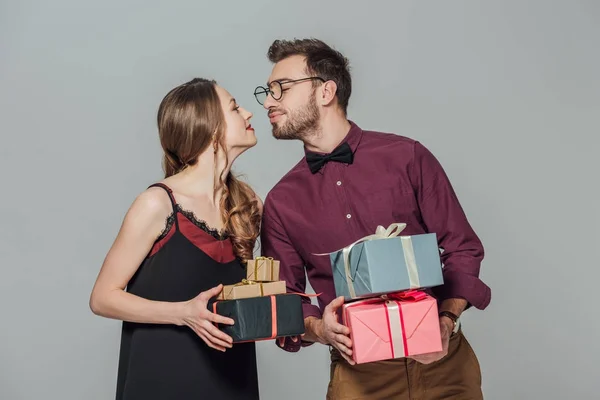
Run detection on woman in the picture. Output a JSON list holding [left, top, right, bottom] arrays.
[[90, 78, 262, 399]]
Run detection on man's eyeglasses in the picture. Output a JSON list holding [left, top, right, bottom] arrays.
[[254, 77, 325, 105]]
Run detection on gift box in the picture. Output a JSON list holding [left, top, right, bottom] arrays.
[[216, 280, 286, 300], [212, 294, 305, 342], [246, 256, 280, 282], [342, 290, 442, 364], [328, 223, 443, 300]]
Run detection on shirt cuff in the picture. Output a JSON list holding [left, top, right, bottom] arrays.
[[433, 270, 491, 310], [302, 302, 322, 320], [276, 303, 322, 353], [276, 336, 316, 352]]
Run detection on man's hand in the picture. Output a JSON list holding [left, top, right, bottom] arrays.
[[317, 296, 354, 364], [409, 297, 466, 365], [409, 316, 453, 364], [278, 296, 354, 364], [317, 296, 355, 365]]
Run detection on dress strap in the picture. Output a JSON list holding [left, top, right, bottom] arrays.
[[147, 183, 179, 229]]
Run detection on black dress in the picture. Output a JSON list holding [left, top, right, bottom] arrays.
[[115, 183, 259, 400]]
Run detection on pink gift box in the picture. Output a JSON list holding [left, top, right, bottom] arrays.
[[342, 290, 442, 364]]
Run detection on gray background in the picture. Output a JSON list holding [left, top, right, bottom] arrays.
[[1, 1, 598, 399]]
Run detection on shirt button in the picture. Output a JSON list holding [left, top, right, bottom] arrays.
[[346, 214, 352, 219], [336, 181, 342, 186]]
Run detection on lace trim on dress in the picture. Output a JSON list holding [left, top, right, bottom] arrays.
[[156, 205, 229, 241]]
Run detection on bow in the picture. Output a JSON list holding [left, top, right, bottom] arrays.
[[305, 142, 354, 174], [237, 279, 258, 286], [383, 290, 427, 302], [220, 279, 264, 298], [339, 223, 407, 298]]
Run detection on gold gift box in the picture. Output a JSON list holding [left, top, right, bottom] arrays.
[[217, 280, 286, 300], [246, 257, 280, 282]]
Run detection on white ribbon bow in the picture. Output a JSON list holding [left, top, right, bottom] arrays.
[[341, 223, 406, 298]]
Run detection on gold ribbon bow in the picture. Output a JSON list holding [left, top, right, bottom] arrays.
[[225, 279, 265, 297], [253, 256, 275, 281], [237, 279, 258, 285]]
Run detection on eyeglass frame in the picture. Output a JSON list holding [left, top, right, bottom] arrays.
[[253, 76, 326, 105]]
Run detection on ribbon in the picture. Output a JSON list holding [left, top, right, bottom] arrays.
[[400, 237, 421, 290], [252, 256, 275, 281], [385, 290, 427, 357], [269, 295, 277, 339], [384, 301, 405, 358], [385, 290, 427, 302], [343, 290, 426, 311], [316, 223, 420, 298], [287, 291, 322, 299], [241, 279, 264, 296]]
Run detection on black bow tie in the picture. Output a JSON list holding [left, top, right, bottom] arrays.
[[306, 142, 354, 174]]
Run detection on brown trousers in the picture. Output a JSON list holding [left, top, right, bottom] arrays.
[[326, 330, 483, 400]]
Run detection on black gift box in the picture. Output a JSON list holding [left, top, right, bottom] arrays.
[[212, 294, 305, 342]]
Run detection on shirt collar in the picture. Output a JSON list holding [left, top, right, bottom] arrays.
[[302, 120, 364, 157]]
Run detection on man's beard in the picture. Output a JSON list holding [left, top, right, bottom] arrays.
[[271, 96, 320, 140]]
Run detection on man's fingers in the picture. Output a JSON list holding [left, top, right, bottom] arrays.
[[338, 347, 355, 365], [341, 354, 355, 365], [334, 333, 352, 349], [334, 341, 353, 358], [332, 322, 351, 336], [327, 296, 345, 312]]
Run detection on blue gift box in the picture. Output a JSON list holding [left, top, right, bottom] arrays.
[[328, 224, 444, 300]]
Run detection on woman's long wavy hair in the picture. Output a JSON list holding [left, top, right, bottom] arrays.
[[156, 78, 260, 261]]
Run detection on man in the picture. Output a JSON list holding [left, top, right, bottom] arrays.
[[256, 38, 490, 400]]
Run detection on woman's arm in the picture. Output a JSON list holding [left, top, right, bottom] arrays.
[[89, 187, 185, 324], [89, 187, 235, 351]]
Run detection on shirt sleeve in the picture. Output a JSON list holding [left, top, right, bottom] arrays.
[[260, 197, 322, 352], [410, 141, 491, 310]]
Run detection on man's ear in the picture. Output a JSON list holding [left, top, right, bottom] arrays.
[[319, 80, 338, 107]]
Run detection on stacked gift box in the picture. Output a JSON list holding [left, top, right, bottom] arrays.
[[326, 223, 445, 364], [212, 257, 305, 343]]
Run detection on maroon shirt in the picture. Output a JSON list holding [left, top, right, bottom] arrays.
[[260, 121, 490, 352]]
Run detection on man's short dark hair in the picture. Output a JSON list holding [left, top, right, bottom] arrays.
[[267, 38, 351, 115]]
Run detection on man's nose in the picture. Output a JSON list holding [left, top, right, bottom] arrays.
[[263, 93, 277, 110]]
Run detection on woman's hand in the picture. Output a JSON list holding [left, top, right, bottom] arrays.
[[182, 284, 235, 352]]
